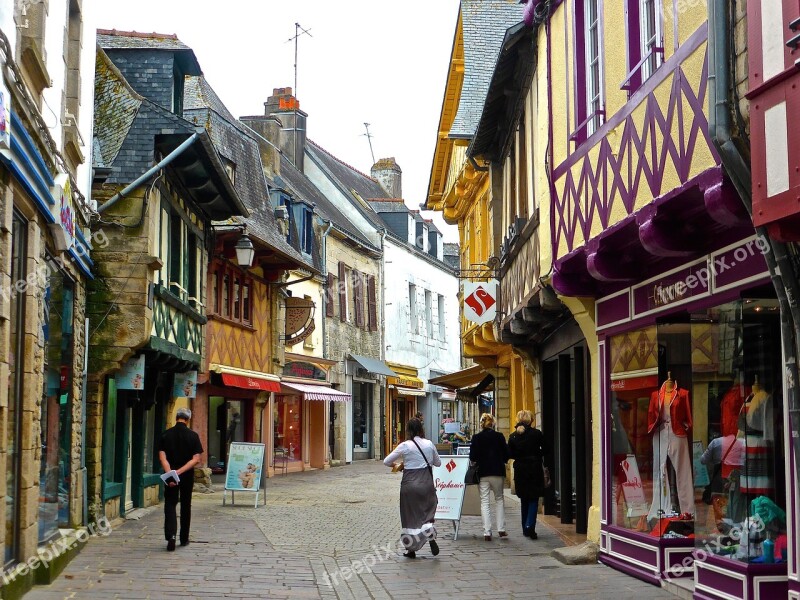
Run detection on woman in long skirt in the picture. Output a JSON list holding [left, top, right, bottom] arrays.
[[384, 418, 442, 558]]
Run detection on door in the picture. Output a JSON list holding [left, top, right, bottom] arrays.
[[124, 407, 133, 512]]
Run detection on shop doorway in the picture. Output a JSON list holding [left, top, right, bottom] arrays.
[[353, 382, 372, 459], [208, 398, 245, 473], [124, 410, 133, 513]]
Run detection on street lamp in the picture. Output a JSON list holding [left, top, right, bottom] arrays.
[[235, 234, 255, 268]]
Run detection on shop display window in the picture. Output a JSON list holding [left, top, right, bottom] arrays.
[[275, 395, 302, 462], [608, 297, 786, 562]]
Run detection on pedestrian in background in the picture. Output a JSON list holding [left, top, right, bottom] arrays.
[[384, 417, 442, 558], [508, 410, 548, 539], [469, 413, 509, 541], [159, 407, 203, 551]]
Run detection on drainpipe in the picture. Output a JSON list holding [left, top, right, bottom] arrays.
[[97, 133, 199, 213], [708, 0, 800, 460], [379, 228, 387, 458]]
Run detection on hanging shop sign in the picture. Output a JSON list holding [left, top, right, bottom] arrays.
[[173, 371, 197, 398], [116, 355, 145, 390], [463, 280, 498, 325], [283, 360, 327, 381], [284, 297, 315, 346], [50, 173, 75, 251]]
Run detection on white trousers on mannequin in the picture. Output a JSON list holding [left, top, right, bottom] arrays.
[[478, 476, 505, 535], [647, 424, 695, 520]]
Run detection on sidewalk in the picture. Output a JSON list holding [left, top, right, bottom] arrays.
[[24, 461, 672, 599]]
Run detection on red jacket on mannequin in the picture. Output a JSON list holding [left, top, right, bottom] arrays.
[[647, 383, 692, 437]]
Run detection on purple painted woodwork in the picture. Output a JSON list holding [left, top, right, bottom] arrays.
[[632, 260, 709, 316], [623, 0, 642, 93], [693, 553, 787, 600], [703, 181, 751, 226], [600, 524, 695, 584], [553, 24, 716, 259], [597, 293, 630, 328], [637, 205, 703, 258], [711, 242, 770, 290], [599, 552, 662, 586], [790, 579, 800, 596]]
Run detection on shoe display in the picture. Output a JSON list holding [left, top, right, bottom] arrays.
[[167, 537, 176, 551], [429, 540, 440, 556]]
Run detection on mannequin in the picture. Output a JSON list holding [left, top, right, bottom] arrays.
[[739, 375, 774, 495], [646, 373, 695, 521]]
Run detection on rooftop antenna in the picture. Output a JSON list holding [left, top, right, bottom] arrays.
[[287, 22, 313, 98], [362, 123, 376, 165]]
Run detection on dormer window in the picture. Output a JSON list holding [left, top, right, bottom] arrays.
[[172, 65, 184, 116], [222, 158, 236, 185], [278, 194, 314, 255]]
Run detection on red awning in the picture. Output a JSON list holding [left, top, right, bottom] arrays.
[[280, 382, 351, 402], [221, 373, 281, 393]]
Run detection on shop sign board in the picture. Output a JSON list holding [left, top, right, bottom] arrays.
[[463, 280, 498, 325], [173, 371, 197, 398], [433, 455, 469, 522], [115, 355, 145, 390], [387, 376, 423, 389], [0, 75, 9, 152], [283, 360, 327, 381], [223, 442, 265, 508]]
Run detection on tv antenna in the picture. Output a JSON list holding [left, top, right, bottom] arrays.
[[362, 123, 376, 165], [286, 22, 313, 97]]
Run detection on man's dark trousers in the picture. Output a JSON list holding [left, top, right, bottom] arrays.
[[164, 471, 195, 543]]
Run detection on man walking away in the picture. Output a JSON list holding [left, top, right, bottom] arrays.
[[159, 407, 203, 551]]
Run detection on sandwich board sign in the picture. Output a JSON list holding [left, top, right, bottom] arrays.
[[223, 442, 265, 508], [433, 455, 479, 540]]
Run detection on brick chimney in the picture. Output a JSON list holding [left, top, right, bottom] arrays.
[[371, 157, 402, 198], [264, 87, 307, 171]]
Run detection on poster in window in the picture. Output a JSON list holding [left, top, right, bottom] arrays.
[[620, 454, 648, 517], [692, 440, 710, 487], [115, 355, 145, 390], [173, 371, 197, 398]]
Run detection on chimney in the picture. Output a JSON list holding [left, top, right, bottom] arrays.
[[265, 87, 307, 172], [371, 157, 402, 198]]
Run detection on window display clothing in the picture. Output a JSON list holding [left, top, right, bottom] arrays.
[[647, 383, 695, 520], [738, 390, 774, 495], [720, 384, 750, 438]]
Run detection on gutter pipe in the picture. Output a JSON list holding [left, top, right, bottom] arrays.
[[708, 0, 800, 461], [97, 133, 199, 213]]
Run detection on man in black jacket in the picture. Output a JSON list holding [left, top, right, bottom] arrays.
[[469, 413, 509, 540], [159, 407, 203, 551]]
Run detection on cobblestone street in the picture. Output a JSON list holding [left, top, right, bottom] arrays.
[[26, 461, 672, 599]]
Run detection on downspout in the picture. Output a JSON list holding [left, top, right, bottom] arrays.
[[379, 228, 387, 458], [97, 133, 199, 213], [321, 218, 333, 358], [708, 0, 800, 460]]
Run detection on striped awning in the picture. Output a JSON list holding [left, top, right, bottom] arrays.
[[280, 382, 351, 402]]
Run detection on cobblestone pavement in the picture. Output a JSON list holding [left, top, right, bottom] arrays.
[[25, 461, 672, 599]]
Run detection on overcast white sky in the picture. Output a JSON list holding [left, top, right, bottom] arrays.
[[90, 0, 461, 241]]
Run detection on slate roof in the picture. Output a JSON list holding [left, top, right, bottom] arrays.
[[97, 29, 192, 51], [449, 0, 525, 139], [182, 79, 316, 270], [367, 199, 409, 213], [306, 140, 390, 231], [93, 49, 246, 220], [278, 155, 379, 252]]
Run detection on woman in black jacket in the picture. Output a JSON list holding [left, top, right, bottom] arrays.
[[508, 410, 548, 539], [469, 413, 510, 540]]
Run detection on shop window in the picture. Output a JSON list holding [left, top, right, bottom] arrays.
[[274, 395, 303, 463], [141, 406, 157, 474], [608, 298, 785, 560], [5, 212, 26, 564], [39, 260, 75, 543]]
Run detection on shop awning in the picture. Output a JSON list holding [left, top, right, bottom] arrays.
[[349, 354, 397, 377], [220, 374, 280, 392], [280, 382, 351, 402], [428, 365, 487, 390], [439, 390, 457, 400], [392, 386, 427, 397], [210, 364, 281, 392]]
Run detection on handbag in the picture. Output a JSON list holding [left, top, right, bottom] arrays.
[[464, 461, 479, 485], [543, 466, 552, 489]]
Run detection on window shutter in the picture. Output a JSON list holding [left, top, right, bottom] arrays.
[[367, 275, 378, 332], [326, 273, 335, 317], [338, 262, 347, 322], [353, 270, 364, 328]]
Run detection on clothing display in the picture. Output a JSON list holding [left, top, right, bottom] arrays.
[[738, 390, 774, 495], [719, 384, 750, 437], [647, 381, 695, 521]]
